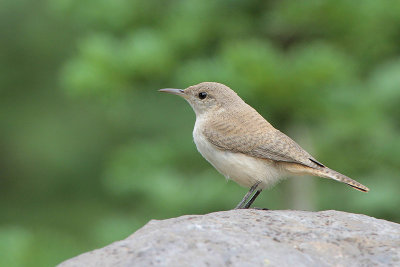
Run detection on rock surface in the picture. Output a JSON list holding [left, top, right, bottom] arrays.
[[58, 210, 400, 267]]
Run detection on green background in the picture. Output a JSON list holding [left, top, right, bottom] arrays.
[[1, 0, 400, 266]]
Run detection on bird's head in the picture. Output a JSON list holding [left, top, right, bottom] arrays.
[[159, 82, 241, 116]]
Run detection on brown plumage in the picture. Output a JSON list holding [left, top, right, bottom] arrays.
[[159, 82, 369, 209], [202, 95, 369, 192]]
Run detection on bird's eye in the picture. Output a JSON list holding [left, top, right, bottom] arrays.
[[198, 92, 207, 99]]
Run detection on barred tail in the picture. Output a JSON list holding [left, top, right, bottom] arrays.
[[282, 162, 370, 192], [311, 167, 369, 192]]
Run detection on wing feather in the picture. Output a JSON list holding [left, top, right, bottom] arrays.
[[202, 109, 323, 169]]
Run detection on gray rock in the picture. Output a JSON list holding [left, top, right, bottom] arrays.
[[58, 210, 400, 267]]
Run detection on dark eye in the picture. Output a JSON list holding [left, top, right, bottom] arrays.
[[198, 92, 207, 99]]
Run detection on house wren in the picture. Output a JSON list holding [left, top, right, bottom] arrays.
[[159, 82, 369, 209]]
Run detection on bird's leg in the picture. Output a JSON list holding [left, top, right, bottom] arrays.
[[243, 189, 262, 209], [234, 181, 261, 209]]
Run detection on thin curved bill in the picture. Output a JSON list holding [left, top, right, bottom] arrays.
[[158, 88, 185, 96]]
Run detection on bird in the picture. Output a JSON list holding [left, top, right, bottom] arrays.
[[159, 82, 369, 209]]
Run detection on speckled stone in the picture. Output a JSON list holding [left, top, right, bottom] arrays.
[[58, 210, 400, 267]]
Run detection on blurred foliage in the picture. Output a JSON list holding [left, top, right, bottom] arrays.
[[1, 0, 400, 266]]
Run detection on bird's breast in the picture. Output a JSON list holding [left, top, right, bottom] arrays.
[[193, 118, 282, 189]]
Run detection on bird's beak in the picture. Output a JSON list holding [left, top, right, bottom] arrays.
[[158, 88, 185, 97]]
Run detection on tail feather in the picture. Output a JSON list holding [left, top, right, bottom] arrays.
[[282, 162, 369, 192], [310, 167, 369, 192]]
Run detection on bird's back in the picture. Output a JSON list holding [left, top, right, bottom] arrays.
[[203, 101, 322, 169]]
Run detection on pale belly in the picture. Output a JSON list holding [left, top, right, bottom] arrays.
[[193, 121, 283, 189]]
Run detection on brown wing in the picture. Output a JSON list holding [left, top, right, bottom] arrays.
[[202, 108, 324, 169]]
